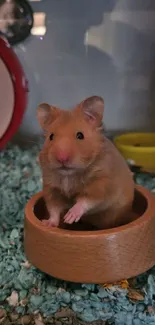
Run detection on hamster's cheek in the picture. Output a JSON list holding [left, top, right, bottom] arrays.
[[39, 149, 46, 166], [74, 153, 91, 169], [48, 150, 56, 165]]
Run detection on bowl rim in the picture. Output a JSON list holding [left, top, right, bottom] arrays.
[[25, 185, 155, 237], [114, 132, 155, 153]]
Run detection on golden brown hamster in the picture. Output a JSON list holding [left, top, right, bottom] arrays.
[[37, 96, 134, 229]]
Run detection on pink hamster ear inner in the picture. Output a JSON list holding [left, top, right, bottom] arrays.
[[78, 96, 104, 126], [37, 103, 61, 130]]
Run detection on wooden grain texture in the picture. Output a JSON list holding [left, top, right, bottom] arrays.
[[24, 185, 155, 283]]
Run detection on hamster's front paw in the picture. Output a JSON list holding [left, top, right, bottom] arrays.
[[42, 210, 60, 227], [64, 202, 85, 224], [42, 218, 59, 227]]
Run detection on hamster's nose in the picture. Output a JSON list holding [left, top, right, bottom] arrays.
[[56, 151, 69, 163]]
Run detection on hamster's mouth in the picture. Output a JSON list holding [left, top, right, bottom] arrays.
[[58, 166, 75, 175]]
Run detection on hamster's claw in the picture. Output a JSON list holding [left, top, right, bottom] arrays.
[[64, 204, 84, 224]]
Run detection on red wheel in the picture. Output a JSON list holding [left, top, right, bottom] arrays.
[[0, 37, 28, 149]]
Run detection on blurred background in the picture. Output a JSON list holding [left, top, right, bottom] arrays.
[[1, 0, 155, 144], [1, 2, 155, 324]]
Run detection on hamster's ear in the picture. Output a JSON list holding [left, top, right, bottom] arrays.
[[79, 96, 104, 126], [37, 103, 60, 129]]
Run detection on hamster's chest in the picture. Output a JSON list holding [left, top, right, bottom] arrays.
[[55, 174, 83, 198], [61, 176, 74, 196]]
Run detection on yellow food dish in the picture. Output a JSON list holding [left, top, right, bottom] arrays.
[[114, 133, 155, 170]]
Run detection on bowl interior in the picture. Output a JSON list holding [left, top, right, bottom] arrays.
[[33, 189, 147, 231]]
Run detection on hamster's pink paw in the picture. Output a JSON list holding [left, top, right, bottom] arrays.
[[64, 203, 84, 224], [42, 218, 59, 227]]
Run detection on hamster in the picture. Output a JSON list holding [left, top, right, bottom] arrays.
[[37, 96, 135, 230]]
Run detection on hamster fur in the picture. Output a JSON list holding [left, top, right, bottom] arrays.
[[37, 96, 135, 229]]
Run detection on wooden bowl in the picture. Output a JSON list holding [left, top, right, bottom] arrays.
[[24, 185, 155, 283]]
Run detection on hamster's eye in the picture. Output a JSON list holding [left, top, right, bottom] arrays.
[[49, 133, 54, 141], [76, 132, 84, 140]]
